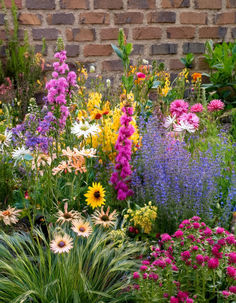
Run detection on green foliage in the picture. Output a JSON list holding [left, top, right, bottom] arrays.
[[0, 228, 141, 303], [180, 53, 195, 68], [203, 40, 236, 107], [0, 0, 45, 120]]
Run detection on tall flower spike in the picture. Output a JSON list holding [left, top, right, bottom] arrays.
[[110, 105, 135, 200]]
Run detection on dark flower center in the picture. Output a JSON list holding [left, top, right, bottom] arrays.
[[101, 215, 109, 221], [94, 191, 100, 199], [58, 241, 66, 248], [79, 227, 85, 232], [63, 212, 72, 219]]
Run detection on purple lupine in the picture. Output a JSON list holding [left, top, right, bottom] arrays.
[[110, 106, 135, 200]]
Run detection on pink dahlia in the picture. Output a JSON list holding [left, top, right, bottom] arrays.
[[179, 113, 199, 129], [170, 99, 189, 118], [207, 99, 224, 112], [226, 266, 236, 278], [137, 72, 146, 79], [190, 103, 203, 113], [229, 286, 236, 293], [207, 258, 219, 269]]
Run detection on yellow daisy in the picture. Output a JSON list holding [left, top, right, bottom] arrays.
[[71, 219, 92, 237], [84, 182, 106, 209]]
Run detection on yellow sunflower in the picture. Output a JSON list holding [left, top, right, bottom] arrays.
[[84, 182, 105, 209]]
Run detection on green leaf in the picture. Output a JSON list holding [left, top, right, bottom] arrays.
[[111, 44, 123, 60], [125, 43, 133, 55], [24, 154, 33, 161], [152, 80, 160, 88]]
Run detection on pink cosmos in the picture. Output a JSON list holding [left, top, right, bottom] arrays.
[[226, 266, 236, 279], [207, 99, 224, 112], [207, 258, 219, 269], [137, 72, 146, 79], [170, 99, 189, 118]]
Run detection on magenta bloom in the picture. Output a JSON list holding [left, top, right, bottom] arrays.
[[161, 233, 172, 242], [170, 99, 189, 118], [179, 112, 199, 129], [196, 254, 204, 265], [133, 272, 140, 279], [207, 99, 224, 112], [228, 252, 236, 264], [110, 106, 135, 200], [173, 230, 184, 238], [140, 265, 148, 271], [133, 284, 140, 290], [137, 72, 146, 79], [170, 296, 179, 303], [207, 258, 219, 269], [190, 103, 203, 113], [216, 227, 225, 234], [226, 266, 236, 279], [229, 286, 236, 293], [222, 290, 231, 297]]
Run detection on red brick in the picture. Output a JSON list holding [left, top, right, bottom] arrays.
[[227, 0, 236, 7], [26, 0, 55, 9], [32, 28, 59, 40], [79, 13, 110, 24], [127, 0, 156, 9], [100, 28, 128, 40], [215, 12, 236, 25], [19, 13, 41, 25], [0, 30, 6, 40], [180, 12, 207, 24], [195, 0, 222, 9], [60, 0, 89, 9], [0, 0, 22, 8], [65, 45, 80, 57], [84, 44, 113, 56], [169, 59, 185, 70], [162, 0, 190, 8], [198, 26, 227, 39], [197, 57, 208, 69], [47, 14, 75, 25], [102, 60, 123, 72], [147, 12, 176, 23], [131, 44, 144, 55], [94, 0, 123, 9], [114, 12, 144, 24], [133, 27, 162, 40], [67, 28, 95, 41], [167, 27, 195, 39]]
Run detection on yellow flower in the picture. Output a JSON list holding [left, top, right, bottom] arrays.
[[84, 182, 106, 209]]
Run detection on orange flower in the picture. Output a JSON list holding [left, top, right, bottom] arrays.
[[192, 73, 202, 82]]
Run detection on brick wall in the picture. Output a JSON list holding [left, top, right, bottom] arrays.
[[0, 0, 236, 80]]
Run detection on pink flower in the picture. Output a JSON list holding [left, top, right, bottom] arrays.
[[170, 100, 189, 118], [204, 227, 213, 236], [133, 284, 140, 290], [191, 245, 199, 251], [137, 72, 146, 79], [173, 230, 184, 238], [133, 272, 140, 279], [229, 286, 236, 293], [192, 216, 201, 221], [181, 251, 191, 259], [143, 273, 148, 279], [228, 252, 236, 264], [196, 254, 204, 265], [179, 113, 199, 129], [161, 233, 172, 242], [140, 265, 148, 271], [222, 290, 231, 297], [170, 297, 179, 303], [207, 258, 219, 269], [207, 99, 224, 112], [216, 227, 225, 234], [226, 235, 235, 245], [190, 103, 203, 113], [226, 266, 236, 278], [186, 299, 194, 303], [142, 260, 150, 265], [192, 222, 200, 229]]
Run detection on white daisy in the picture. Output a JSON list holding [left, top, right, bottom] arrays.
[[163, 115, 176, 129], [12, 146, 33, 161], [71, 121, 100, 139], [174, 120, 195, 133], [76, 147, 97, 158], [0, 129, 12, 150]]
